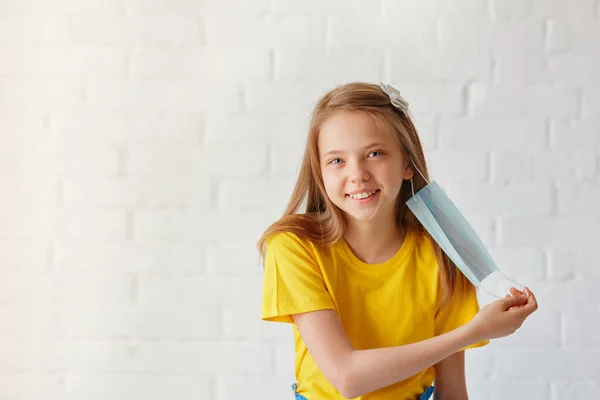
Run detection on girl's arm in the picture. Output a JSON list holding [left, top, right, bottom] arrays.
[[292, 291, 536, 399], [433, 351, 468, 400], [293, 309, 474, 398]]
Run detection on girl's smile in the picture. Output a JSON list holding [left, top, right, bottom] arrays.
[[346, 189, 380, 203]]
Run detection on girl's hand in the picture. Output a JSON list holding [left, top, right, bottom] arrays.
[[467, 287, 538, 342], [505, 287, 527, 310]]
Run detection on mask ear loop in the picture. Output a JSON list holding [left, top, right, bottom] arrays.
[[477, 283, 502, 300], [408, 157, 430, 185], [408, 158, 528, 301], [408, 156, 430, 199], [478, 272, 527, 300]]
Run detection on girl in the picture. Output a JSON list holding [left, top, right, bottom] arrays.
[[258, 82, 538, 400]]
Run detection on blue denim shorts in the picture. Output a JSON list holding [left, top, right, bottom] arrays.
[[292, 383, 434, 399]]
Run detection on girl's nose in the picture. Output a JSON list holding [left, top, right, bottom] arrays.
[[349, 165, 370, 183]]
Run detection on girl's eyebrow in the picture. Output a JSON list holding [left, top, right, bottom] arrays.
[[321, 142, 387, 159]]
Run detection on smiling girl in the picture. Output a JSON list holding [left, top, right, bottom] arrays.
[[257, 82, 537, 400]]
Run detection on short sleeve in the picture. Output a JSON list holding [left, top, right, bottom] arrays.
[[261, 232, 335, 324], [434, 273, 490, 350]]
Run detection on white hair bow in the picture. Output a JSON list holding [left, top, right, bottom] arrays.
[[380, 82, 409, 114]]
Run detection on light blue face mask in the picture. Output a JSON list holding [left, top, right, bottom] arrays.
[[405, 162, 523, 299]]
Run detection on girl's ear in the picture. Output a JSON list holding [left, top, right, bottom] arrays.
[[403, 163, 414, 181]]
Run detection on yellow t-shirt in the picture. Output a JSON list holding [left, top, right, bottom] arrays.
[[261, 226, 489, 400]]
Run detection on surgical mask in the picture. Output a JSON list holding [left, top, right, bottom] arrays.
[[405, 162, 523, 299]]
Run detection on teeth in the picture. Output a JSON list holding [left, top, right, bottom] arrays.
[[349, 190, 376, 199]]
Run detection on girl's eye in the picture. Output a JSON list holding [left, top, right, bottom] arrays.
[[369, 151, 383, 157], [329, 158, 342, 165]]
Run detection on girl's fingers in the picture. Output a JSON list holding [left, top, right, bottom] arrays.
[[516, 287, 539, 315], [523, 288, 538, 308], [504, 289, 528, 310], [504, 294, 523, 309]]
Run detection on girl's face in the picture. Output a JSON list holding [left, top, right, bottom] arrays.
[[318, 110, 414, 223]]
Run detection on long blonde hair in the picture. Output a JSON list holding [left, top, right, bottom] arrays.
[[257, 82, 472, 304]]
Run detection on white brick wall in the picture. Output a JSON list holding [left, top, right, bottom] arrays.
[[0, 0, 598, 399]]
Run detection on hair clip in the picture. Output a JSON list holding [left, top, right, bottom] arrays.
[[380, 82, 409, 114]]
